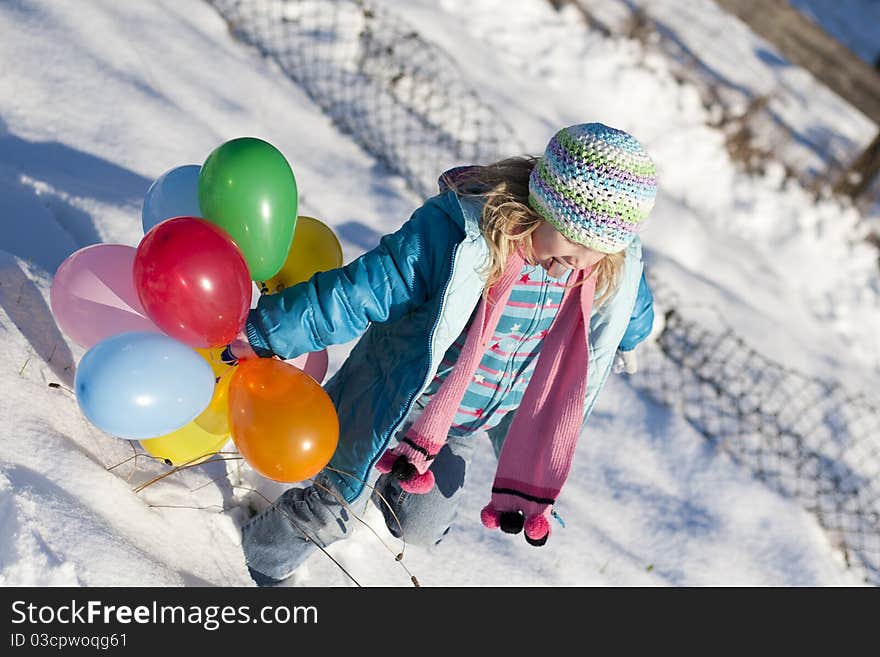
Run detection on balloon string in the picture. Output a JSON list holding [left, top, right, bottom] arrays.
[[276, 502, 362, 587], [124, 440, 141, 482], [310, 479, 420, 587], [105, 453, 141, 472], [231, 484, 361, 587], [201, 466, 419, 586], [110, 450, 409, 586], [133, 456, 243, 493], [142, 493, 358, 589], [104, 444, 155, 483], [147, 504, 226, 512], [324, 466, 406, 551], [190, 459, 245, 494], [324, 465, 420, 587], [192, 461, 412, 584], [112, 450, 363, 586]]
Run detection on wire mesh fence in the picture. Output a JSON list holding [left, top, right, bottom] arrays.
[[210, 0, 521, 199], [208, 0, 880, 585], [636, 275, 880, 584]]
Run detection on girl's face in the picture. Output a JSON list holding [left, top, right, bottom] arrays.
[[529, 220, 606, 279]]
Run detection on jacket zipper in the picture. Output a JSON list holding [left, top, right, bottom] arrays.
[[361, 239, 463, 489]]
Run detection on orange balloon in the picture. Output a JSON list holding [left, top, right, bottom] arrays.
[[229, 358, 339, 483]]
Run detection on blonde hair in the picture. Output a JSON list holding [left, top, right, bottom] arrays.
[[440, 156, 626, 307]]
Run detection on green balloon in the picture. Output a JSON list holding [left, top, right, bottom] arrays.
[[198, 137, 298, 281]]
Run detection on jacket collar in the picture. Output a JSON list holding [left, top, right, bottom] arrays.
[[438, 166, 485, 241]]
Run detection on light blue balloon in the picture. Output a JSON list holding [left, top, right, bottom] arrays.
[[141, 164, 202, 234], [74, 331, 215, 440]]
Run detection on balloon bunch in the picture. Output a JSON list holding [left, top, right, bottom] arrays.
[[51, 138, 344, 482]]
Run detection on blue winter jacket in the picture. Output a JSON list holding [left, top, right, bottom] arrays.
[[246, 189, 654, 503]]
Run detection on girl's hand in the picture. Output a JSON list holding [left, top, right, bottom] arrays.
[[480, 504, 552, 547], [220, 333, 274, 366], [375, 440, 438, 494]]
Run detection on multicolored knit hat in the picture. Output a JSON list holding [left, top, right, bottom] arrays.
[[528, 123, 658, 254]]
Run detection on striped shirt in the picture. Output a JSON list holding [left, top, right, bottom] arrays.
[[414, 261, 572, 437]]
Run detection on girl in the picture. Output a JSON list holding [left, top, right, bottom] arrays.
[[235, 122, 657, 585]]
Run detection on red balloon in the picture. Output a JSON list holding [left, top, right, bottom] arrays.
[[134, 217, 251, 347]]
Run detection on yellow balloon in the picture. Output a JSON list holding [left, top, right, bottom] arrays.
[[195, 346, 233, 378], [140, 423, 229, 467], [260, 216, 343, 294], [139, 369, 234, 466], [194, 367, 235, 436]]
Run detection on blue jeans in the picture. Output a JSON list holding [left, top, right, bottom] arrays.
[[241, 426, 476, 585]]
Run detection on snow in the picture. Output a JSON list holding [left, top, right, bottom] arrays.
[[1, 0, 876, 586]]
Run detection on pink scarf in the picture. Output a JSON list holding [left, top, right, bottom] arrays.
[[377, 248, 596, 542]]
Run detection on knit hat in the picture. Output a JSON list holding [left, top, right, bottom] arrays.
[[528, 122, 657, 254]]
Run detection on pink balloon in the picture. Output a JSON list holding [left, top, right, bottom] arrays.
[[50, 244, 162, 348], [286, 349, 329, 384]]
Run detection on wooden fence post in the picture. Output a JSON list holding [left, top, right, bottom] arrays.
[[711, 0, 880, 204]]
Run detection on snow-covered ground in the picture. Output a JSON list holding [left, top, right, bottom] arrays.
[[578, 0, 878, 181], [0, 0, 877, 586]]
